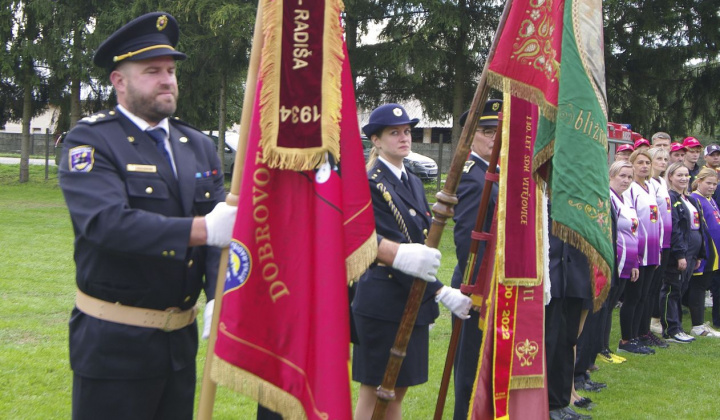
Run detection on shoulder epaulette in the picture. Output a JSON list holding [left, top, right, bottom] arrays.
[[77, 110, 117, 125], [463, 160, 475, 173], [169, 116, 203, 132]]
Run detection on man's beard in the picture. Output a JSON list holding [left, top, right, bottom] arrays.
[[126, 83, 177, 123]]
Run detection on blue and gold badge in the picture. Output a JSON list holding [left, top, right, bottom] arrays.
[[69, 145, 95, 172], [225, 240, 252, 292]]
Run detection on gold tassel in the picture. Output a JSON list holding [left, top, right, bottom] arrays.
[[211, 357, 308, 420], [346, 231, 377, 284], [487, 73, 558, 121], [551, 221, 612, 309], [258, 0, 344, 171], [510, 375, 545, 390]]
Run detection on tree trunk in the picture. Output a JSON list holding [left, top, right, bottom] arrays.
[[450, 18, 468, 154], [217, 72, 227, 169], [344, 16, 358, 90], [19, 81, 32, 183], [70, 26, 82, 127]]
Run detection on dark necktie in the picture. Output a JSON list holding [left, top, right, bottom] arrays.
[[146, 128, 174, 173], [400, 171, 411, 192]]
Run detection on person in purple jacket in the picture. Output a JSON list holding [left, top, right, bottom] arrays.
[[619, 149, 661, 354], [643, 148, 671, 347], [598, 161, 638, 364], [688, 168, 720, 338]]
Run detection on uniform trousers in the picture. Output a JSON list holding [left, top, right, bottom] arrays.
[[257, 405, 283, 419], [645, 248, 670, 322], [601, 277, 627, 350], [545, 297, 583, 410], [72, 363, 195, 420], [575, 303, 602, 381], [711, 272, 720, 326], [452, 310, 482, 420], [688, 272, 713, 326], [619, 265, 656, 340]]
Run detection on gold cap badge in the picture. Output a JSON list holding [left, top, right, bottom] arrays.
[[156, 15, 168, 31], [393, 108, 403, 117]]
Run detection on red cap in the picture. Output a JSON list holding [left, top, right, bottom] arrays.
[[670, 142, 686, 153], [683, 136, 701, 149], [616, 144, 634, 153], [634, 138, 650, 148]]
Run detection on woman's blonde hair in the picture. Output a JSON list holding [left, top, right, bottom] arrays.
[[609, 160, 633, 178], [629, 149, 653, 181], [665, 161, 690, 194], [691, 167, 719, 192], [366, 146, 380, 171], [648, 147, 670, 177]]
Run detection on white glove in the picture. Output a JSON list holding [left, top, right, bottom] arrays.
[[202, 299, 214, 340], [391, 243, 441, 282], [435, 286, 472, 319], [205, 202, 237, 248]]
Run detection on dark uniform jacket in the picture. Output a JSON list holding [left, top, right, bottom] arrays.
[[451, 154, 498, 288], [58, 108, 225, 379], [668, 190, 707, 270], [352, 159, 442, 325], [548, 203, 592, 300]]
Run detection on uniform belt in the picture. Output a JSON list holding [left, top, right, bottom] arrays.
[[75, 290, 198, 332]]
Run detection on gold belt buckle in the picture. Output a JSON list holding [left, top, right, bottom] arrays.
[[163, 307, 181, 332]]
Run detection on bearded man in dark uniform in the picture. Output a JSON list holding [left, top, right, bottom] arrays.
[[58, 12, 237, 420]]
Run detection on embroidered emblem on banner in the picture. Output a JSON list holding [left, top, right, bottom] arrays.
[[515, 338, 539, 367], [225, 240, 252, 293], [69, 145, 94, 172]]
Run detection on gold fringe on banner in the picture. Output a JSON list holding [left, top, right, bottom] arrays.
[[510, 375, 545, 390], [551, 221, 611, 310], [345, 231, 377, 284], [531, 139, 555, 187], [258, 0, 344, 171], [211, 356, 307, 420], [487, 72, 558, 122]]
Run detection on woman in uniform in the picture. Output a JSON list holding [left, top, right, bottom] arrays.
[[660, 162, 703, 343], [642, 147, 671, 347], [352, 104, 472, 420], [688, 169, 720, 337], [619, 149, 660, 355]]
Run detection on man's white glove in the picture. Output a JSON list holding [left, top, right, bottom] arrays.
[[435, 286, 472, 319], [202, 299, 214, 340], [392, 243, 441, 282], [205, 202, 237, 248]]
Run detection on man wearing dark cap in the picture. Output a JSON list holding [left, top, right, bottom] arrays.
[[683, 136, 703, 184], [450, 99, 501, 420], [58, 12, 236, 420]]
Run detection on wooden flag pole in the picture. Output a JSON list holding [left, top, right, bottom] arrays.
[[431, 2, 515, 417], [433, 115, 503, 420], [196, 3, 264, 418], [371, 1, 514, 418]]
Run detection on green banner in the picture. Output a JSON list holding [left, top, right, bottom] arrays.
[[533, 0, 613, 295]]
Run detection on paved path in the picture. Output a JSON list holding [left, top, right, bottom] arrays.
[[0, 157, 55, 166]]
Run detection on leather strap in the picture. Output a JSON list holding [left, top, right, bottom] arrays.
[[75, 290, 197, 332]]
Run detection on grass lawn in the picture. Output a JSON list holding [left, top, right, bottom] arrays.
[[2, 165, 719, 419]]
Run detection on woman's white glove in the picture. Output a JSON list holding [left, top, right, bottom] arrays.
[[435, 286, 472, 319], [205, 202, 237, 248], [392, 243, 441, 282], [201, 299, 214, 340]]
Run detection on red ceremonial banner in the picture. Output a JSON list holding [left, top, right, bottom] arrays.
[[260, 0, 344, 170], [487, 0, 565, 118], [496, 87, 543, 287], [469, 93, 548, 419], [211, 42, 376, 419]]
